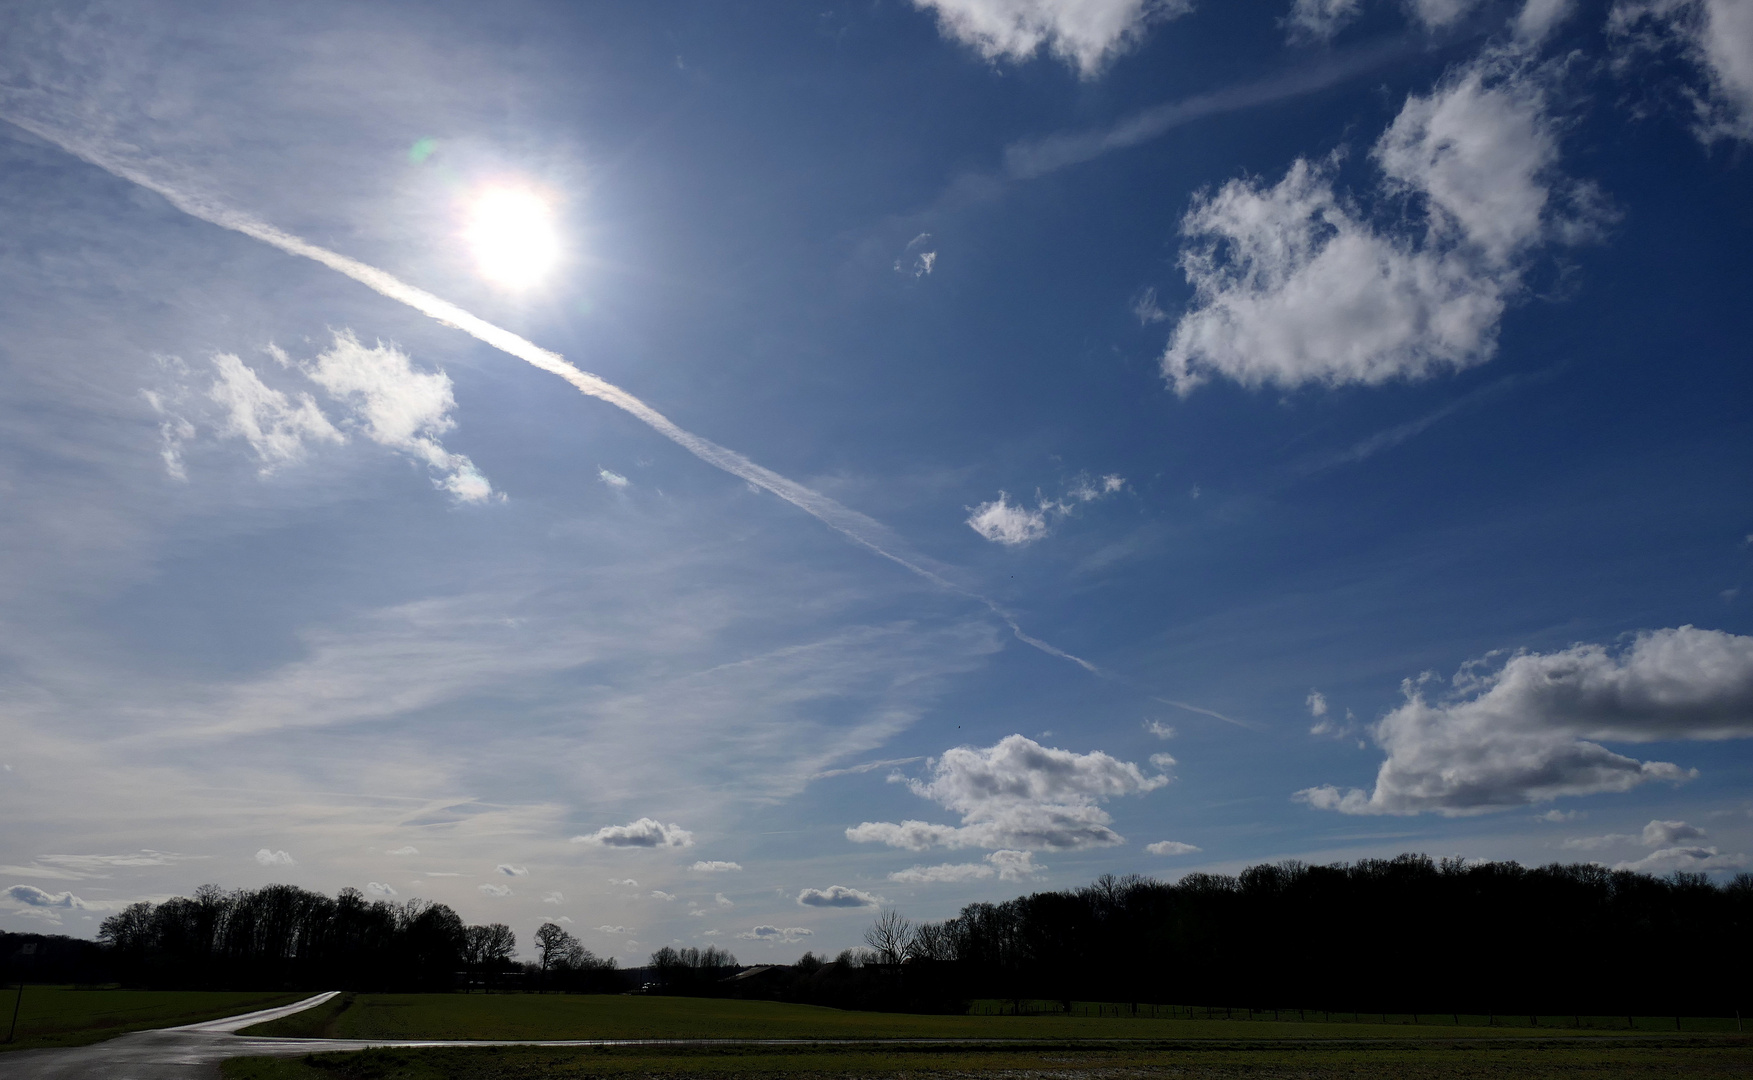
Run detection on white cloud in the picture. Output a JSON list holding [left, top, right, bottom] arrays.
[[1284, 0, 1366, 40], [542, 891, 564, 904], [1307, 690, 1329, 718], [608, 878, 639, 887], [596, 924, 629, 933], [738, 924, 813, 943], [478, 883, 512, 897], [1148, 753, 1177, 772], [888, 848, 1045, 883], [0, 851, 205, 881], [690, 860, 743, 873], [797, 884, 883, 908], [4, 884, 92, 910], [847, 734, 1169, 851], [497, 864, 528, 876], [1515, 0, 1577, 44], [1643, 819, 1707, 845], [366, 881, 397, 896], [966, 492, 1049, 546], [895, 234, 939, 278], [598, 468, 630, 488], [1297, 626, 1753, 816], [1163, 52, 1602, 395], [1143, 719, 1176, 739], [1404, 0, 1487, 29], [1613, 845, 1748, 873], [911, 0, 1192, 77], [302, 330, 494, 502], [967, 475, 1126, 545], [650, 890, 677, 902], [387, 846, 419, 856], [1611, 0, 1753, 143], [208, 352, 343, 470], [1132, 286, 1168, 324], [573, 818, 695, 848], [1538, 808, 1583, 822], [254, 848, 295, 866], [715, 892, 734, 907], [1145, 839, 1201, 856]]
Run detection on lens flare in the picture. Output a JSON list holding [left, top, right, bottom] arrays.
[[465, 187, 560, 289]]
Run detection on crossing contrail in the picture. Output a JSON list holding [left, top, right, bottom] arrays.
[[1, 113, 1115, 676]]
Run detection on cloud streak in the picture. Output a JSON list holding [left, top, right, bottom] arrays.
[[1, 112, 1103, 676]]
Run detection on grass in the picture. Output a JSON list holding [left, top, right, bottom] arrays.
[[0, 985, 309, 1053], [222, 1038, 1753, 1080], [241, 992, 1749, 1042]]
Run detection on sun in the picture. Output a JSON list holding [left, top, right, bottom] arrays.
[[464, 187, 561, 289]]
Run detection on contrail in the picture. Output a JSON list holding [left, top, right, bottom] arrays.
[[3, 113, 1104, 673]]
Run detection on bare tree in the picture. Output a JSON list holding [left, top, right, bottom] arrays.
[[534, 921, 580, 985], [910, 920, 956, 962], [863, 908, 914, 965]]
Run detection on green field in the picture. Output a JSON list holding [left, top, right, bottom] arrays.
[[0, 986, 308, 1053], [224, 1039, 1753, 1080], [241, 992, 1747, 1042]]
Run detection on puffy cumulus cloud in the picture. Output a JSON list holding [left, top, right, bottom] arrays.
[[254, 848, 295, 866], [478, 883, 512, 897], [1143, 719, 1176, 740], [848, 735, 1170, 851], [303, 331, 494, 502], [650, 890, 677, 902], [797, 885, 883, 908], [912, 0, 1192, 77], [966, 475, 1126, 546], [497, 864, 528, 876], [4, 884, 92, 910], [1643, 819, 1707, 845], [690, 861, 743, 873], [207, 353, 343, 471], [965, 493, 1049, 546], [1297, 627, 1753, 816], [1611, 0, 1753, 143], [366, 881, 397, 896], [573, 818, 694, 849], [1163, 52, 1604, 395], [1307, 690, 1329, 718], [716, 892, 735, 907], [1145, 840, 1201, 856], [1614, 845, 1748, 873], [738, 925, 813, 943], [888, 849, 1045, 883], [387, 846, 419, 856]]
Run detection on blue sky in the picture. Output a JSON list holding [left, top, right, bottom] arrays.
[[1, 0, 1750, 962]]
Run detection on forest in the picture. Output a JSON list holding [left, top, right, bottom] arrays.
[[4, 855, 1747, 1017]]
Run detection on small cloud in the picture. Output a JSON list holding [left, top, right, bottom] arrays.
[[1537, 809, 1582, 823], [650, 890, 677, 902], [366, 882, 398, 896], [690, 860, 743, 873], [573, 818, 694, 849], [895, 233, 938, 277], [737, 925, 813, 943], [387, 846, 419, 856], [558, 916, 574, 924], [797, 885, 882, 908], [599, 467, 630, 489], [497, 864, 528, 876], [1145, 840, 1201, 856], [542, 891, 564, 904], [1613, 846, 1747, 874], [1642, 820, 1706, 846], [609, 878, 639, 887], [1148, 753, 1177, 772], [715, 892, 734, 907], [254, 849, 295, 867], [596, 925, 629, 934], [966, 492, 1049, 546], [1143, 719, 1176, 740], [1306, 690, 1328, 718], [478, 883, 513, 898], [1132, 286, 1168, 325], [4, 884, 91, 910]]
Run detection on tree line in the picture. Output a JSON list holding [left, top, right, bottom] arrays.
[[801, 855, 1750, 1017], [90, 883, 618, 991]]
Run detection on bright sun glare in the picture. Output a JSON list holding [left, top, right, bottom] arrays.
[[465, 187, 560, 289]]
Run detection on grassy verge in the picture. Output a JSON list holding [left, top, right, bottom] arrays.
[[0, 986, 309, 1053], [242, 992, 1743, 1042], [223, 1038, 1753, 1080]]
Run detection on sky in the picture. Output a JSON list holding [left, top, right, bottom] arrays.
[[1, 0, 1750, 963]]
